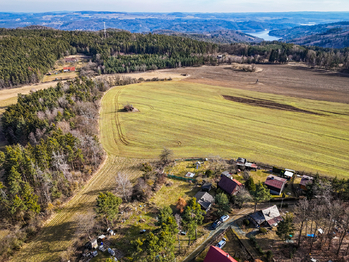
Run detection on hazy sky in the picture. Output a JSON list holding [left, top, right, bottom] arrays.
[[1, 0, 349, 13]]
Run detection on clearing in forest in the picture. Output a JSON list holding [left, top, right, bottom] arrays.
[[100, 81, 349, 177]]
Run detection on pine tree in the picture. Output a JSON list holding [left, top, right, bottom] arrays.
[[276, 213, 295, 241], [215, 193, 231, 217]]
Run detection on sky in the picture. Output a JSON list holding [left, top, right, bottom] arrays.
[[1, 0, 349, 13]]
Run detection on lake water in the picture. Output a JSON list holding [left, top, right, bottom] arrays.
[[247, 30, 280, 41]]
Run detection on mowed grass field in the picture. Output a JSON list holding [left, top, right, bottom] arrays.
[[100, 81, 349, 177]]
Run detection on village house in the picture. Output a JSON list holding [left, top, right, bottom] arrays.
[[249, 205, 283, 228], [203, 245, 237, 262], [65, 57, 77, 63], [236, 157, 258, 171], [264, 175, 287, 195], [194, 191, 214, 212], [217, 175, 243, 196], [300, 175, 314, 190], [63, 67, 76, 72], [201, 182, 212, 192], [221, 170, 233, 178]]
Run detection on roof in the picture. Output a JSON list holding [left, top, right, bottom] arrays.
[[245, 162, 258, 169], [218, 175, 242, 195], [300, 175, 314, 186], [262, 205, 283, 226], [249, 211, 266, 225], [203, 246, 237, 262], [264, 175, 287, 190], [221, 171, 232, 177], [194, 192, 214, 210], [236, 157, 246, 164], [284, 171, 294, 177], [202, 183, 212, 190]]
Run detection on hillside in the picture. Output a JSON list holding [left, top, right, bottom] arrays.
[[270, 21, 349, 48], [153, 29, 263, 43]]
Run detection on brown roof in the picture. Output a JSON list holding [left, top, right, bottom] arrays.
[[264, 175, 287, 190], [218, 175, 242, 195]]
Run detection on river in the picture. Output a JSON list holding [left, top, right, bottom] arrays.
[[247, 30, 280, 41]]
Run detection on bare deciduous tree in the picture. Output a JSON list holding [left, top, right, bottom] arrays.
[[75, 212, 96, 240], [115, 172, 132, 202]]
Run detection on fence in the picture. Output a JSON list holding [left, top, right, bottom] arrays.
[[167, 174, 196, 182]]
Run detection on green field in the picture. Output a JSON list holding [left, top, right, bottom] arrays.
[[100, 81, 349, 177]]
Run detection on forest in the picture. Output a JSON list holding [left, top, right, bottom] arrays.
[[1, 28, 349, 89], [0, 28, 217, 88], [0, 77, 112, 258]]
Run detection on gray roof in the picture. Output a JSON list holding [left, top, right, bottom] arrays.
[[262, 205, 282, 226], [194, 191, 214, 210]]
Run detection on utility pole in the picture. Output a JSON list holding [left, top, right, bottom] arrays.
[[104, 22, 107, 38]]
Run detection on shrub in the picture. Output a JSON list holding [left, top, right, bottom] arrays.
[[266, 250, 273, 261], [243, 219, 250, 226], [259, 227, 267, 234], [205, 169, 214, 177], [257, 246, 264, 255]]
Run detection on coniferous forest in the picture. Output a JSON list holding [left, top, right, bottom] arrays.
[[1, 28, 349, 89]]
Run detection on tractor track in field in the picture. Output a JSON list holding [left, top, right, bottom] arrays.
[[114, 88, 130, 146]]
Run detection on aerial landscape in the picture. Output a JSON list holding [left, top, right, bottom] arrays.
[[1, 1, 349, 262]]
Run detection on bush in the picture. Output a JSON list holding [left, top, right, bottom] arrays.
[[243, 219, 250, 226], [205, 169, 214, 177], [266, 250, 273, 261], [257, 246, 264, 255], [259, 227, 267, 234], [249, 236, 257, 246]]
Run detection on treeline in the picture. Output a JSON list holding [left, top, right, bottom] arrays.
[[0, 77, 107, 259], [220, 42, 349, 70], [0, 28, 218, 88], [103, 54, 207, 74]]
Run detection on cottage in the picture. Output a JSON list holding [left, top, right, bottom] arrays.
[[201, 182, 212, 192], [90, 239, 98, 249], [203, 246, 237, 262], [300, 175, 314, 190], [65, 57, 77, 63], [283, 169, 295, 179], [249, 205, 283, 228], [221, 171, 232, 178], [217, 175, 243, 196], [63, 67, 76, 72], [194, 191, 214, 212], [264, 175, 287, 195]]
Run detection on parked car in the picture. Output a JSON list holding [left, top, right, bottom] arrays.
[[140, 229, 146, 234], [92, 251, 98, 257], [220, 215, 229, 222], [216, 237, 227, 249], [210, 220, 222, 230], [180, 231, 187, 235]]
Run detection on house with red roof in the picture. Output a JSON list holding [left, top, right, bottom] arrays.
[[217, 175, 243, 196], [63, 67, 76, 72], [203, 246, 237, 262], [264, 175, 287, 195]]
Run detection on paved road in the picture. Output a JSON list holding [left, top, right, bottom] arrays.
[[182, 208, 253, 262], [182, 200, 299, 262]]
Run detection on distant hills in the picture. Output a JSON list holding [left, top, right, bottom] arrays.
[[270, 22, 349, 48], [1, 11, 349, 47], [152, 29, 263, 43]]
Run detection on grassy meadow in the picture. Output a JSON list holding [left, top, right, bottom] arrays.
[[100, 81, 349, 177]]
